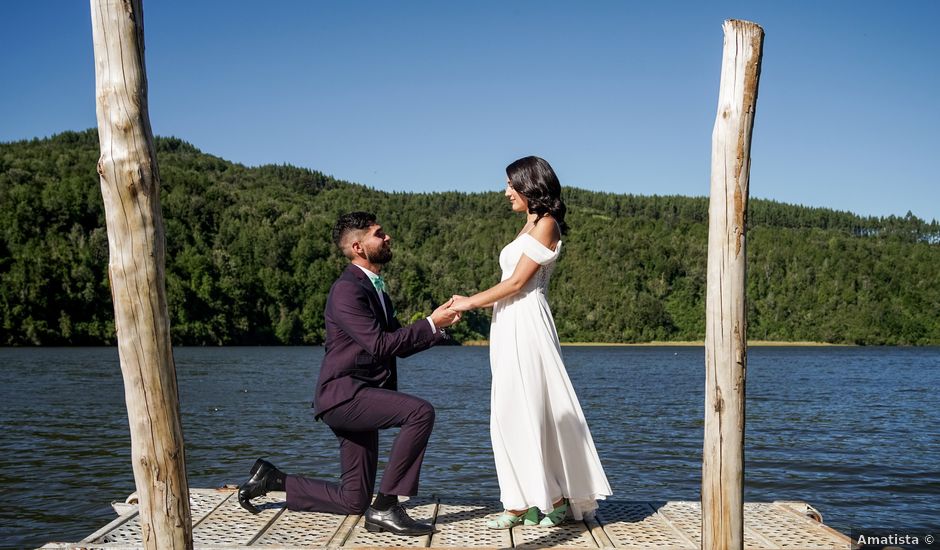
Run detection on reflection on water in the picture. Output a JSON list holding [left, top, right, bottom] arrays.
[[1, 346, 938, 548]]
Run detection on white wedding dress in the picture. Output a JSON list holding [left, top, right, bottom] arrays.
[[489, 232, 612, 519]]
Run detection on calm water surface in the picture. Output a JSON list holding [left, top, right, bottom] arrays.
[[1, 346, 938, 548]]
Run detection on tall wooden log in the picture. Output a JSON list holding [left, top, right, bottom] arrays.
[[702, 19, 763, 550], [90, 1, 192, 548]]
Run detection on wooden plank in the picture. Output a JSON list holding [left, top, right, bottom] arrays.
[[327, 513, 362, 548], [191, 491, 283, 545], [429, 499, 510, 548], [584, 515, 613, 548], [511, 521, 598, 548], [596, 501, 694, 549], [254, 506, 348, 547], [769, 502, 854, 547], [647, 502, 700, 549], [191, 488, 239, 528], [52, 496, 854, 549], [342, 497, 437, 548], [79, 508, 139, 543], [92, 489, 232, 544], [742, 522, 779, 550]]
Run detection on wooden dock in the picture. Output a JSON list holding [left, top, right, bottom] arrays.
[[41, 488, 852, 549]]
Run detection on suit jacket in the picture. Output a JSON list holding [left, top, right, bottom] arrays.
[[313, 264, 444, 418]]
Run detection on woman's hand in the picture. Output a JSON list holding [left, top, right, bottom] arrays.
[[450, 295, 474, 312]]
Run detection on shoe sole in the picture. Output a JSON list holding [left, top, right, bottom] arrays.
[[238, 492, 261, 515], [364, 521, 432, 536], [239, 459, 268, 514]]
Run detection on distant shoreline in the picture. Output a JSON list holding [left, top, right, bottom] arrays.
[[461, 340, 853, 347]]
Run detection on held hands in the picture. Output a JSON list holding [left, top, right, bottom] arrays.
[[430, 295, 475, 329], [431, 297, 462, 328], [449, 295, 473, 312]]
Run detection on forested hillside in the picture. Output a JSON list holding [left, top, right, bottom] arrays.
[[2, 130, 938, 345]]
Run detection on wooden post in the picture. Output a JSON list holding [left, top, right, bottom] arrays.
[[702, 19, 763, 550], [90, 1, 193, 548]]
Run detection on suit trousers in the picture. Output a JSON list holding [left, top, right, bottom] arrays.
[[285, 387, 435, 514]]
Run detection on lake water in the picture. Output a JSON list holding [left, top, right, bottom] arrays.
[[1, 346, 938, 549]]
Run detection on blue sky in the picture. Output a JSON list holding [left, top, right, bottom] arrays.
[[2, 1, 938, 222]]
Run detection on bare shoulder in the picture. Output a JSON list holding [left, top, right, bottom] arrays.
[[530, 216, 560, 249]]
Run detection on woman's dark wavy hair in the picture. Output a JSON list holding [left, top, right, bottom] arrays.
[[506, 156, 568, 234]]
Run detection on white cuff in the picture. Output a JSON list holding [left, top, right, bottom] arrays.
[[426, 317, 437, 333]]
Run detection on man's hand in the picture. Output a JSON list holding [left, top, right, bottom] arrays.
[[430, 297, 462, 328]]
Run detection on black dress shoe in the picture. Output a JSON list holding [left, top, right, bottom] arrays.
[[238, 458, 284, 514], [364, 503, 434, 536]]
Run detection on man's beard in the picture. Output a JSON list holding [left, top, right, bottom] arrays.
[[366, 244, 392, 264]]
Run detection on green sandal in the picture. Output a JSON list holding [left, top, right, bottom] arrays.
[[539, 500, 569, 527], [486, 507, 539, 529]]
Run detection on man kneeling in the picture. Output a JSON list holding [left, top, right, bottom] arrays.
[[238, 212, 460, 535]]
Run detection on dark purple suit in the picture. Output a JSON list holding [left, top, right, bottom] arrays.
[[285, 264, 445, 514]]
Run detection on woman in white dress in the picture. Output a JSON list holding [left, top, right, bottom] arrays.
[[451, 156, 611, 529]]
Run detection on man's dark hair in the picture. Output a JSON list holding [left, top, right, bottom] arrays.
[[332, 211, 377, 250]]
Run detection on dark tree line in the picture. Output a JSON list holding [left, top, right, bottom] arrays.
[[2, 130, 939, 346]]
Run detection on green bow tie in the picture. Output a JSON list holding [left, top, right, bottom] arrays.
[[371, 275, 387, 294]]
